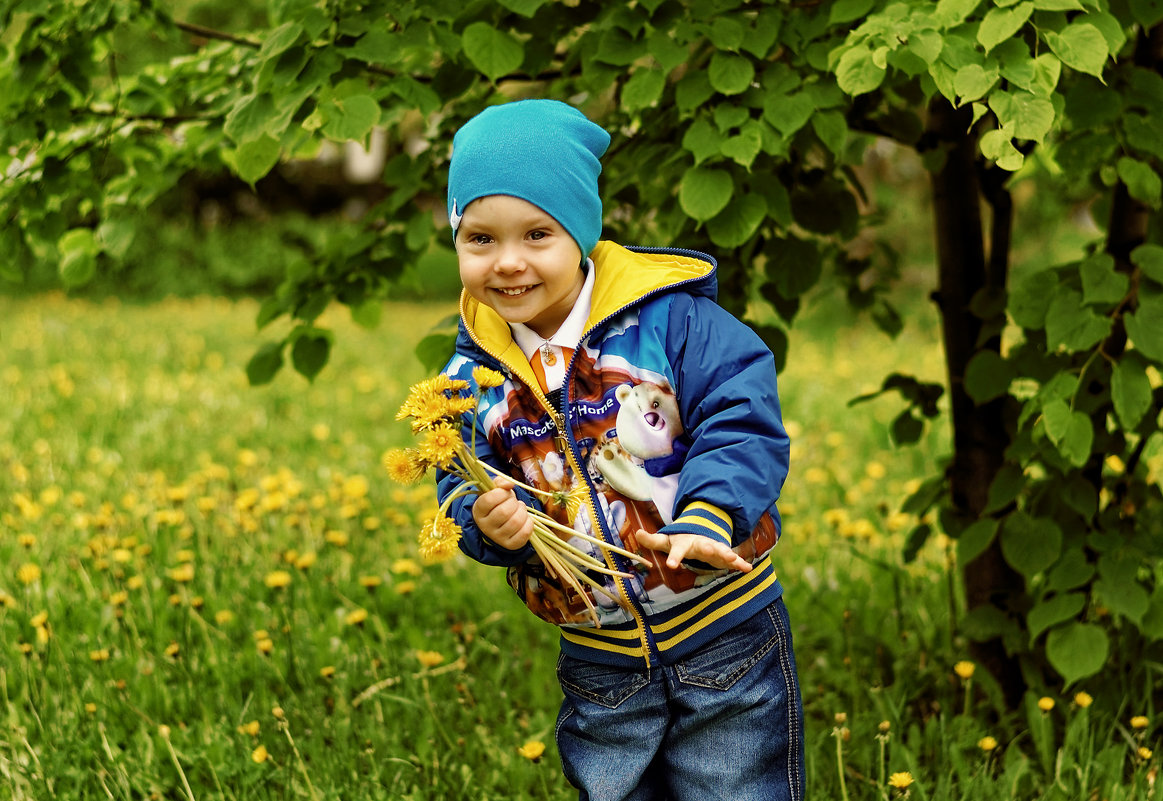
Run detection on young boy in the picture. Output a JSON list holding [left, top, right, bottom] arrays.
[[437, 98, 803, 801]]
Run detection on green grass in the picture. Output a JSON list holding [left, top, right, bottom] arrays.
[[0, 289, 1156, 799]]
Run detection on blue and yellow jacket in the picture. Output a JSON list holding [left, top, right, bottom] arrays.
[[437, 241, 790, 668]]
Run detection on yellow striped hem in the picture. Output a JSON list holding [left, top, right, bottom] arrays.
[[651, 554, 776, 636], [656, 570, 780, 652], [684, 501, 733, 528]]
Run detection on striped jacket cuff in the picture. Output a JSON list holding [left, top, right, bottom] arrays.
[[660, 501, 734, 546]]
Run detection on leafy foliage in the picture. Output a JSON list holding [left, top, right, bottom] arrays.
[[3, 0, 1163, 703]]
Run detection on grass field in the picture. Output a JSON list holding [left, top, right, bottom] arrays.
[[0, 287, 1156, 799]]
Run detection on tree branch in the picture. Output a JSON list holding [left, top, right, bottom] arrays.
[[174, 20, 260, 49]]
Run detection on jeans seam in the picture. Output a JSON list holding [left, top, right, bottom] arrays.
[[772, 602, 803, 801]]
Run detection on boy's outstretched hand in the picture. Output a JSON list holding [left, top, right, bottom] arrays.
[[472, 476, 535, 551], [633, 530, 752, 573]]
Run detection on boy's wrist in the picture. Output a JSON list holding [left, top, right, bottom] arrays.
[[660, 500, 734, 546]]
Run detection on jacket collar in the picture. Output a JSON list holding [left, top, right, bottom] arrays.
[[457, 241, 717, 380]]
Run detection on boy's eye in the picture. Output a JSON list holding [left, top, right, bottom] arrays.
[[469, 234, 492, 245], [528, 230, 546, 240]]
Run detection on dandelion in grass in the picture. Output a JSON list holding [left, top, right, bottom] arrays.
[[1037, 696, 1055, 713], [168, 563, 195, 583], [344, 608, 368, 626], [392, 558, 422, 576], [1074, 691, 1093, 708], [1132, 715, 1150, 730], [395, 580, 416, 595], [359, 575, 383, 590], [319, 666, 336, 679], [518, 740, 546, 761], [294, 551, 317, 570], [17, 562, 41, 585], [89, 648, 110, 662], [888, 771, 914, 794], [415, 649, 444, 668], [264, 570, 292, 589], [251, 744, 269, 764], [1139, 747, 1153, 761], [978, 736, 998, 753], [238, 720, 260, 737], [256, 638, 274, 655], [953, 661, 975, 680]]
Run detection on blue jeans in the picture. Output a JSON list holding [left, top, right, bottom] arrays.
[[554, 597, 804, 801]]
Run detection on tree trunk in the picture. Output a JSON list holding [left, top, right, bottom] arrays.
[[926, 97, 1024, 708]]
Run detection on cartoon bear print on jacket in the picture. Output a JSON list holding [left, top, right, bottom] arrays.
[[592, 380, 688, 525]]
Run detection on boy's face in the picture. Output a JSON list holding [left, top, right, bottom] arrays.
[[456, 195, 585, 340]]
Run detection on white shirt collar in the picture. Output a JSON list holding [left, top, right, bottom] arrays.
[[510, 258, 595, 361]]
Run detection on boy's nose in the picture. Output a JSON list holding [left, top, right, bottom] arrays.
[[493, 244, 525, 273]]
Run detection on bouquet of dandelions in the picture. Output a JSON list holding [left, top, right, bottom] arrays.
[[383, 368, 650, 624]]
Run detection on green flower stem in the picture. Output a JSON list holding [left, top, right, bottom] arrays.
[[532, 523, 635, 578], [532, 513, 652, 567]]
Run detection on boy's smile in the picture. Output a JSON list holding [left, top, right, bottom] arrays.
[[456, 195, 585, 339]]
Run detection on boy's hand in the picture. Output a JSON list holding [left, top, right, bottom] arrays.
[[472, 477, 534, 551], [633, 530, 752, 573]]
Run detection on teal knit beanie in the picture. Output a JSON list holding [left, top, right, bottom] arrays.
[[447, 99, 611, 258]]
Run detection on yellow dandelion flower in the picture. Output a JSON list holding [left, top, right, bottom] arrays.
[[878, 721, 891, 733], [392, 558, 423, 576], [215, 609, 235, 626], [324, 529, 349, 547], [1037, 697, 1055, 713], [395, 580, 416, 595], [294, 551, 317, 570], [109, 590, 129, 606], [311, 423, 330, 441], [168, 563, 195, 583], [264, 570, 292, 589], [168, 593, 182, 606], [251, 744, 269, 763], [383, 448, 427, 485], [18, 533, 36, 548], [345, 608, 369, 626], [419, 515, 462, 562], [978, 736, 998, 752], [415, 649, 444, 668], [358, 575, 383, 589], [85, 702, 97, 714], [127, 575, 145, 590], [30, 611, 48, 627], [272, 706, 285, 720], [517, 739, 546, 761], [319, 665, 336, 678], [17, 562, 41, 585], [89, 648, 110, 662], [473, 366, 506, 389], [417, 424, 463, 470], [1139, 746, 1153, 761], [238, 720, 260, 736], [1074, 692, 1093, 708], [1132, 715, 1150, 730], [342, 475, 369, 500], [954, 661, 975, 680], [164, 642, 180, 659], [17, 642, 33, 655], [253, 629, 270, 640], [888, 771, 914, 790], [158, 724, 171, 739], [256, 638, 274, 655]]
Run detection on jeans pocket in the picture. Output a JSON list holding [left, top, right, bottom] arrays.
[[674, 604, 782, 691], [557, 653, 650, 709]]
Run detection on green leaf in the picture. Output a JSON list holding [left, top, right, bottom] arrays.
[[764, 92, 815, 137], [58, 228, 100, 288], [958, 518, 999, 565], [1009, 269, 1058, 328], [835, 46, 885, 96], [321, 94, 381, 142], [708, 52, 754, 95], [648, 29, 689, 71], [964, 350, 1012, 403], [682, 117, 724, 165], [1000, 509, 1063, 579], [720, 124, 763, 168], [935, 0, 983, 27], [622, 67, 666, 112], [462, 22, 524, 82], [1080, 253, 1129, 306], [1117, 157, 1162, 208], [497, 0, 547, 17], [235, 135, 281, 184], [679, 167, 734, 221], [1094, 574, 1149, 624], [1046, 622, 1108, 685], [1046, 548, 1095, 592], [1041, 399, 1094, 466], [1044, 289, 1111, 351], [348, 30, 401, 66], [350, 299, 382, 329], [291, 329, 331, 381], [1088, 11, 1128, 55], [989, 90, 1055, 142], [1142, 588, 1163, 639], [224, 94, 276, 144], [1132, 243, 1163, 284], [247, 342, 284, 386], [1043, 23, 1110, 80], [954, 63, 999, 103], [260, 21, 303, 60], [415, 332, 459, 373], [978, 2, 1033, 53], [675, 71, 715, 111], [811, 111, 848, 157], [706, 193, 766, 248], [980, 129, 1025, 170], [1129, 0, 1163, 27], [766, 237, 821, 298], [1125, 296, 1163, 363], [829, 0, 875, 24], [984, 463, 1026, 515], [1028, 592, 1086, 643], [1034, 0, 1084, 8], [708, 18, 745, 51], [907, 29, 944, 65], [1112, 355, 1153, 430], [891, 410, 924, 444]]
